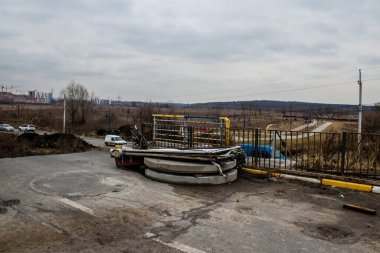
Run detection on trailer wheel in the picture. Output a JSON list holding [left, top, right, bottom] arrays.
[[115, 157, 123, 168]]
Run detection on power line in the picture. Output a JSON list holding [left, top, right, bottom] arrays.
[[361, 65, 380, 71], [152, 70, 354, 100], [201, 80, 354, 101], [180, 78, 380, 103], [151, 67, 380, 101], [210, 78, 380, 101]]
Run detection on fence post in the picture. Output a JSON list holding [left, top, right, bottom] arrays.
[[141, 124, 145, 139], [254, 128, 259, 166], [153, 116, 156, 141], [340, 132, 347, 174], [187, 126, 193, 148], [183, 119, 188, 144]]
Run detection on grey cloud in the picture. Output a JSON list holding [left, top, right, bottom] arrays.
[[112, 24, 288, 60], [360, 55, 380, 66], [0, 0, 379, 103], [309, 23, 339, 36], [298, 0, 340, 11], [0, 49, 62, 75]]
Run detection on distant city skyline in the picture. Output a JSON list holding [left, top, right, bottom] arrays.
[[1, 0, 380, 104], [0, 88, 53, 104]]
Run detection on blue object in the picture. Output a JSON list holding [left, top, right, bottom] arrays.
[[240, 144, 284, 159]]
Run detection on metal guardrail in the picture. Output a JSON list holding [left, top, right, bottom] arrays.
[[142, 124, 380, 180]]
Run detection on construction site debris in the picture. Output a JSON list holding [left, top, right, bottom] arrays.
[[343, 203, 377, 215], [110, 145, 245, 185]]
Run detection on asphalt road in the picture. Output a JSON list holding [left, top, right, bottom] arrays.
[[33, 130, 108, 148], [0, 151, 379, 253], [80, 136, 107, 148]]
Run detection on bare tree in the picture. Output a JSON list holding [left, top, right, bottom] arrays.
[[61, 81, 92, 126], [137, 101, 154, 127]]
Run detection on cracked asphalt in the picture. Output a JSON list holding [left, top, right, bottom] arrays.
[[0, 151, 379, 252]]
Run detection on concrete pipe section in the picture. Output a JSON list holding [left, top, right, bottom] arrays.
[[144, 157, 236, 174], [110, 146, 245, 185], [145, 168, 238, 185]]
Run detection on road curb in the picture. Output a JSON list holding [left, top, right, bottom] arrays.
[[243, 168, 379, 194], [372, 186, 380, 194], [243, 168, 281, 177], [321, 179, 372, 192]]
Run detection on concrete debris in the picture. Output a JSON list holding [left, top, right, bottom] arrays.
[[110, 146, 245, 185]]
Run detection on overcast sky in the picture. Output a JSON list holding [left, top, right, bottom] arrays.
[[0, 0, 379, 104]]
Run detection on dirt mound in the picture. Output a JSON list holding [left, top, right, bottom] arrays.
[[17, 132, 40, 142], [0, 132, 94, 158]]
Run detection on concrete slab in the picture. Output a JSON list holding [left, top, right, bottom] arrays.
[[145, 168, 238, 185], [144, 157, 236, 173]]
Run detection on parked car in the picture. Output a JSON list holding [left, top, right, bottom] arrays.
[[0, 124, 15, 132], [19, 124, 36, 132], [104, 135, 127, 146]]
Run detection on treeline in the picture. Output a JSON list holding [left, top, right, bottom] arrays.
[[186, 100, 370, 113]]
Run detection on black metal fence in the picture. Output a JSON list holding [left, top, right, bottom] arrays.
[[142, 123, 226, 148], [142, 124, 380, 181]]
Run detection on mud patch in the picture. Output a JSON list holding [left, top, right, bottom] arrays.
[[0, 207, 157, 253], [0, 199, 20, 215], [0, 199, 20, 207], [296, 222, 358, 244], [237, 206, 253, 211], [273, 189, 286, 197]]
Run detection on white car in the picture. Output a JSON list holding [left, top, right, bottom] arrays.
[[0, 124, 15, 132], [19, 124, 36, 132], [105, 135, 127, 146]]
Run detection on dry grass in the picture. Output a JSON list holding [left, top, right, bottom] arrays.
[[330, 121, 357, 133], [0, 104, 356, 135]]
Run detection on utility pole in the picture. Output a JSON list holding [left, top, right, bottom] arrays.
[[63, 94, 66, 133], [105, 110, 112, 130], [108, 110, 111, 130], [357, 69, 363, 147]]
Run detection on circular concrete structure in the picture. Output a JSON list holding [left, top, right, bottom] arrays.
[[144, 157, 236, 174], [30, 171, 117, 197], [145, 168, 238, 185]]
